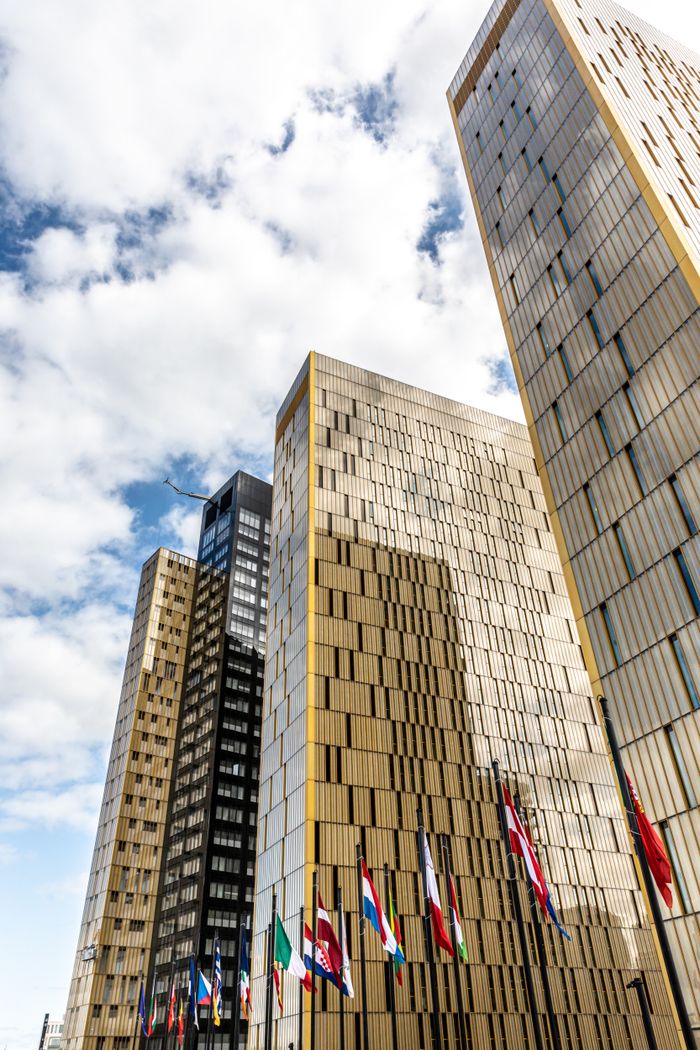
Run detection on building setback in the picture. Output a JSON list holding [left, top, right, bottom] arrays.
[[250, 351, 677, 1049], [448, 0, 699, 1037], [63, 551, 197, 1050], [150, 472, 271, 1050]]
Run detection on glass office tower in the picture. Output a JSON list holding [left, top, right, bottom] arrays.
[[62, 550, 198, 1050], [149, 472, 271, 1050], [250, 351, 677, 1049], [63, 472, 271, 1050], [448, 0, 699, 1038]]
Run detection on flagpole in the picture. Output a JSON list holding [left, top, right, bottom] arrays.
[[440, 835, 467, 1050], [310, 871, 318, 1050], [382, 864, 399, 1050], [513, 797, 562, 1050], [599, 696, 695, 1050], [167, 958, 176, 1050], [492, 761, 545, 1050], [336, 887, 345, 1050], [416, 808, 443, 1050], [203, 940, 217, 1050], [266, 890, 278, 1050], [231, 920, 243, 1050], [355, 844, 370, 1050], [132, 975, 143, 1050], [264, 924, 272, 1050], [298, 905, 305, 1050]]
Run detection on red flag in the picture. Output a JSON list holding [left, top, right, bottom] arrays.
[[423, 833, 454, 956], [316, 892, 343, 981], [626, 773, 673, 908], [273, 965, 283, 1013], [177, 998, 184, 1046], [167, 983, 176, 1033]]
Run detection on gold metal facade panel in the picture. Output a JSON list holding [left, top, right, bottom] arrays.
[[253, 354, 679, 1049], [449, 0, 699, 1038], [62, 550, 197, 1050]]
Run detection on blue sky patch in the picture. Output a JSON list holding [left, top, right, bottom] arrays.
[[485, 353, 517, 395], [417, 181, 464, 262]]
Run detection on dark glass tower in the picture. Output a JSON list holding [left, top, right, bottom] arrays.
[[151, 471, 271, 1050]]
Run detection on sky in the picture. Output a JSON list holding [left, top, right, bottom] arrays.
[[0, 0, 697, 1048]]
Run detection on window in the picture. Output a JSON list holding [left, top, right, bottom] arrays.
[[521, 146, 532, 172], [558, 251, 572, 284], [673, 548, 700, 615], [584, 483, 602, 533], [670, 475, 697, 536], [495, 221, 503, 248], [586, 260, 603, 296], [511, 99, 522, 120], [526, 105, 537, 129], [548, 264, 562, 297], [624, 382, 644, 429], [497, 186, 505, 211], [536, 322, 551, 356], [587, 309, 604, 349], [529, 209, 541, 235], [498, 151, 506, 175], [510, 274, 522, 305], [557, 207, 572, 238], [613, 523, 635, 579], [475, 130, 482, 153], [665, 724, 697, 808], [659, 821, 691, 913], [538, 156, 551, 183], [670, 634, 699, 709], [600, 603, 621, 666], [625, 443, 648, 495], [552, 174, 566, 203], [614, 333, 634, 376], [552, 401, 567, 441], [596, 411, 614, 456], [559, 345, 573, 382], [498, 119, 507, 143]]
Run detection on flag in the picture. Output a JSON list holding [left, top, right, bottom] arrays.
[[422, 833, 454, 956], [167, 981, 176, 1033], [275, 914, 313, 992], [240, 927, 252, 1020], [138, 980, 148, 1037], [273, 965, 283, 1013], [212, 938, 222, 1026], [177, 997, 184, 1047], [147, 975, 157, 1036], [388, 894, 404, 986], [197, 970, 212, 1005], [339, 899, 354, 999], [503, 785, 571, 940], [317, 892, 343, 982], [449, 874, 468, 962], [188, 957, 199, 1029], [361, 860, 405, 964], [304, 922, 338, 987], [627, 772, 673, 908]]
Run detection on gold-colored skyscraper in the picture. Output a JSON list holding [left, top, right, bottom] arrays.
[[250, 351, 678, 1049], [62, 550, 196, 1050], [448, 0, 699, 1041]]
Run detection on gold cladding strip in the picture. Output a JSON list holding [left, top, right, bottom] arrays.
[[542, 0, 700, 303], [447, 71, 687, 1048], [453, 0, 521, 117], [303, 350, 316, 1047], [276, 374, 310, 445]]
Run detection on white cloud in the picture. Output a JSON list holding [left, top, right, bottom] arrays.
[[0, 783, 103, 833], [0, 0, 696, 1045]]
